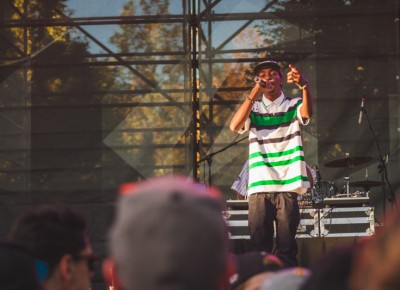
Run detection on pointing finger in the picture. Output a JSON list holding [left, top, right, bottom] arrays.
[[288, 64, 299, 73]]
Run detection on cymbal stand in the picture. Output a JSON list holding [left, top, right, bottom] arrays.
[[344, 176, 350, 197], [344, 162, 354, 197], [364, 169, 369, 197]]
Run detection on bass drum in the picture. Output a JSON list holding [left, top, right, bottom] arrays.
[[312, 181, 338, 204]]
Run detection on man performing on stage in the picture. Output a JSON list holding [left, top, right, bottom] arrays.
[[229, 60, 314, 267]]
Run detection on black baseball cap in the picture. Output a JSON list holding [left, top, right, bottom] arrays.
[[253, 60, 282, 76]]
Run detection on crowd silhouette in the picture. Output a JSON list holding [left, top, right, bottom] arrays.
[[0, 175, 398, 290]]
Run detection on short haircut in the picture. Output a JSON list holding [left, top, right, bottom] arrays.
[[8, 204, 87, 277]]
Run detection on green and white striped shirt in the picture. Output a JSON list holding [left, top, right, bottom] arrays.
[[240, 92, 310, 195]]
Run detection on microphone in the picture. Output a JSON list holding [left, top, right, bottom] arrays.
[[253, 77, 266, 87], [358, 96, 366, 125]]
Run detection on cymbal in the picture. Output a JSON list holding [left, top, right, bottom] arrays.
[[324, 156, 373, 168], [349, 180, 384, 189]]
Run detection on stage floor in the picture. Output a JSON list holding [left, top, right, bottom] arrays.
[[229, 236, 359, 268]]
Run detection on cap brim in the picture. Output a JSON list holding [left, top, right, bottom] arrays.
[[254, 61, 281, 76]]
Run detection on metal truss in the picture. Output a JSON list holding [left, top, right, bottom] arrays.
[[1, 0, 289, 182], [1, 0, 396, 188]]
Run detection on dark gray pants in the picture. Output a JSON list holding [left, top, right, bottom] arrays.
[[248, 192, 300, 267]]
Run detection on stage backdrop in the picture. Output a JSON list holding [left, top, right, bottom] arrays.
[[0, 1, 399, 289]]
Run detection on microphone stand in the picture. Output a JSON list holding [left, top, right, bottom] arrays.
[[198, 135, 248, 186], [311, 170, 323, 238], [361, 106, 396, 218]]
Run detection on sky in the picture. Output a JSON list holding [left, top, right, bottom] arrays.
[[63, 0, 274, 53]]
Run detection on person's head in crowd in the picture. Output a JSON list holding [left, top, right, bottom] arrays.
[[229, 251, 283, 290], [0, 238, 41, 290], [299, 244, 357, 290], [349, 203, 400, 290], [106, 175, 230, 290], [260, 267, 311, 290], [8, 204, 96, 290]]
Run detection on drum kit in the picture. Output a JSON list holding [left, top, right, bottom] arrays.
[[300, 155, 383, 207]]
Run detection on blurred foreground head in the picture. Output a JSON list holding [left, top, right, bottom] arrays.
[[109, 176, 229, 290], [0, 238, 41, 290], [229, 251, 283, 290], [8, 204, 94, 290], [349, 201, 400, 290]]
